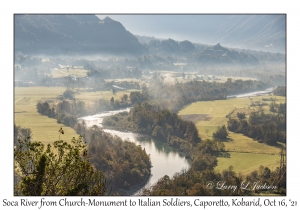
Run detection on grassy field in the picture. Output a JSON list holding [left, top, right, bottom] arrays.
[[178, 94, 286, 176], [51, 68, 89, 78], [15, 85, 286, 176], [75, 89, 136, 106], [105, 78, 142, 83], [215, 152, 281, 176], [156, 70, 259, 84], [15, 87, 78, 145], [14, 86, 134, 145]]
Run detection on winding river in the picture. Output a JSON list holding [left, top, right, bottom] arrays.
[[79, 108, 190, 195], [79, 87, 274, 194], [227, 87, 274, 98]]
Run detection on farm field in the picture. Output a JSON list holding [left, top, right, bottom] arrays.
[[215, 152, 280, 176], [15, 86, 78, 145], [178, 94, 286, 175], [75, 89, 136, 106], [15, 85, 286, 176], [156, 70, 259, 84], [105, 78, 142, 83], [14, 86, 133, 145], [51, 68, 89, 78]]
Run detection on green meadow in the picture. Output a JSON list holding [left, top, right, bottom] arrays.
[[15, 86, 78, 145], [178, 95, 286, 176], [215, 152, 280, 176], [14, 86, 132, 145], [15, 85, 286, 176], [51, 68, 89, 78]]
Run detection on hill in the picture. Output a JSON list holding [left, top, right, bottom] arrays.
[[14, 15, 147, 55]]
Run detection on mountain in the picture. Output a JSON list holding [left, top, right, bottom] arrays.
[[14, 15, 147, 55], [124, 15, 285, 53], [208, 15, 286, 53], [145, 38, 259, 65], [189, 43, 259, 65], [148, 38, 196, 54]]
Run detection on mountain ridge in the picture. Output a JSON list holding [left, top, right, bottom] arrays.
[[14, 14, 147, 55]]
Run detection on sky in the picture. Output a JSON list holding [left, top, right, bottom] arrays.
[[96, 15, 222, 43], [96, 14, 286, 52]]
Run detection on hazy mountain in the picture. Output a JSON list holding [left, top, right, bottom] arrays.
[[14, 14, 284, 67], [99, 15, 285, 54], [189, 43, 259, 65], [14, 15, 147, 55], [147, 38, 196, 54], [145, 38, 258, 65]]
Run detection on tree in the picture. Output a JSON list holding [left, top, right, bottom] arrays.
[[213, 125, 228, 140], [14, 136, 107, 196], [237, 112, 246, 119], [62, 89, 75, 100], [110, 97, 115, 108], [14, 124, 32, 146]]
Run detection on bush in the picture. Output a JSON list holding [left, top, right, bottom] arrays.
[[237, 112, 246, 119], [62, 89, 75, 99], [213, 125, 228, 140]]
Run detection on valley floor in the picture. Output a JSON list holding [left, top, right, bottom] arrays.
[[178, 95, 286, 176]]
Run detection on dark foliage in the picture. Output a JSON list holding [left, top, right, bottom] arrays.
[[103, 103, 200, 155], [140, 164, 285, 196], [36, 101, 56, 118], [14, 124, 32, 146], [76, 125, 151, 194], [227, 112, 286, 145], [237, 112, 246, 119], [14, 135, 107, 196], [273, 86, 286, 96], [212, 125, 228, 140], [62, 89, 75, 100]]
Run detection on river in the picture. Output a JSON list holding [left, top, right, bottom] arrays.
[[227, 87, 274, 98], [79, 108, 190, 195], [79, 87, 274, 194]]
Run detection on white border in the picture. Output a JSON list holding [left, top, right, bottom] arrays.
[[2, 1, 299, 209]]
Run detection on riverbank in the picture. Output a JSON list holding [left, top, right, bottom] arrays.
[[227, 87, 274, 98], [81, 87, 278, 194], [117, 173, 151, 196]]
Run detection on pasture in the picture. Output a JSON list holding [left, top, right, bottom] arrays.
[[51, 68, 89, 78], [178, 94, 286, 175], [14, 86, 134, 145], [156, 70, 259, 84], [15, 87, 78, 145], [75, 89, 136, 105], [215, 152, 281, 176]]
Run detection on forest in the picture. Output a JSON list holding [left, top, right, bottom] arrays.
[[14, 122, 152, 195], [227, 107, 286, 145], [127, 78, 270, 112], [31, 75, 286, 195], [81, 124, 151, 194], [273, 86, 286, 96], [103, 103, 200, 156], [140, 164, 285, 196]]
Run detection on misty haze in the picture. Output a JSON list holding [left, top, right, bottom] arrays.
[[14, 14, 286, 197]]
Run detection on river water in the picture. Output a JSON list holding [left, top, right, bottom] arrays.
[[79, 108, 190, 195], [79, 87, 274, 194], [227, 87, 274, 98]]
